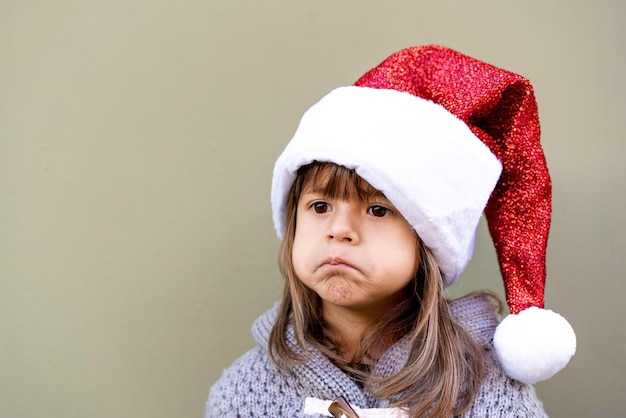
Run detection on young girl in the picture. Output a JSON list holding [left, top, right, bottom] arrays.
[[206, 45, 576, 417]]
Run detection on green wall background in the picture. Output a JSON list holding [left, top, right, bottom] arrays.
[[1, 1, 624, 417]]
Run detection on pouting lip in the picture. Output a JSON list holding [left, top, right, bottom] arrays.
[[320, 256, 357, 270]]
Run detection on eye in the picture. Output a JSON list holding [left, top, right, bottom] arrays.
[[311, 201, 331, 214], [368, 205, 392, 218]]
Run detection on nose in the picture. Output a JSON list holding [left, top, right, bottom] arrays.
[[326, 205, 359, 244]]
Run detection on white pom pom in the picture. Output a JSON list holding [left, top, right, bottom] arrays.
[[493, 307, 576, 384]]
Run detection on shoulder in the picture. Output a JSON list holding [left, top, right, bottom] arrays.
[[206, 346, 305, 417], [462, 350, 549, 417], [448, 292, 501, 347], [208, 346, 270, 396], [449, 294, 548, 417], [206, 347, 274, 416]]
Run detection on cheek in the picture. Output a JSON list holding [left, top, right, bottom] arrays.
[[405, 237, 420, 274], [291, 226, 310, 276], [387, 231, 419, 278]]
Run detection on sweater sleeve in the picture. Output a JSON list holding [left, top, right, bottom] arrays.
[[461, 350, 549, 418]]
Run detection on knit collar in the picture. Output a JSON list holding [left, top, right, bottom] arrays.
[[251, 293, 500, 408]]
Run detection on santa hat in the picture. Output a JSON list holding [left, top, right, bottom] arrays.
[[271, 45, 575, 384]]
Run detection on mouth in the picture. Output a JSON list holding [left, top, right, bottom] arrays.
[[321, 257, 356, 270]]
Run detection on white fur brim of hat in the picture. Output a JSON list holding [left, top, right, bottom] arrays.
[[271, 86, 502, 285]]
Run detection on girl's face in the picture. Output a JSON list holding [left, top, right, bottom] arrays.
[[292, 181, 419, 316]]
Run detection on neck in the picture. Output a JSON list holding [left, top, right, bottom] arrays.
[[321, 302, 390, 362]]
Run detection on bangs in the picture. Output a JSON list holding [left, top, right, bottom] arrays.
[[297, 162, 384, 202]]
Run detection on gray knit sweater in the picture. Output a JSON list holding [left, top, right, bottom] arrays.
[[206, 294, 548, 417]]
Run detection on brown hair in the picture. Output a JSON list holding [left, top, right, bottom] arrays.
[[269, 162, 485, 417]]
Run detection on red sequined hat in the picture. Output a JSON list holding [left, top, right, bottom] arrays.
[[271, 45, 576, 383]]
